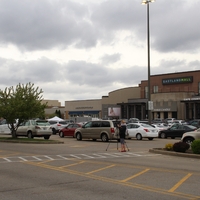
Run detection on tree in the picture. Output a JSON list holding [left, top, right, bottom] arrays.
[[0, 82, 47, 138]]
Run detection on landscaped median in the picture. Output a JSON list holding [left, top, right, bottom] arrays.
[[149, 148, 200, 159], [0, 137, 64, 144]]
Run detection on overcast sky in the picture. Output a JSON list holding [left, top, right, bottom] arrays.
[[0, 0, 199, 105]]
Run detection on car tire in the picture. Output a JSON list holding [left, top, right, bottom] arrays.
[[59, 131, 64, 138], [136, 133, 142, 140], [183, 137, 194, 145], [101, 133, 108, 142], [76, 132, 82, 141], [27, 131, 33, 139], [160, 132, 166, 139], [44, 135, 50, 140], [148, 138, 153, 140]]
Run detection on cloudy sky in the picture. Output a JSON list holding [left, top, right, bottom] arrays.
[[0, 0, 199, 105]]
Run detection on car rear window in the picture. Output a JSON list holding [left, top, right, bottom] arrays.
[[59, 121, 68, 125]]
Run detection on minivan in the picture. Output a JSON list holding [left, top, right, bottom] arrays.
[[74, 120, 119, 142]]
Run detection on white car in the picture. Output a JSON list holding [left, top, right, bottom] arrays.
[[48, 120, 71, 134], [181, 128, 200, 145], [151, 124, 168, 132], [126, 123, 158, 140]]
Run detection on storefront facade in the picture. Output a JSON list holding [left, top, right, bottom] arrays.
[[64, 70, 200, 121]]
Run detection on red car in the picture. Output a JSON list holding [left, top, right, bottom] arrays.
[[59, 123, 81, 138]]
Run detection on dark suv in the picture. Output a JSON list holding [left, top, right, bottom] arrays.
[[74, 120, 118, 142]]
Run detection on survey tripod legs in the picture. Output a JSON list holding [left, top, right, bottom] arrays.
[[106, 138, 129, 151]]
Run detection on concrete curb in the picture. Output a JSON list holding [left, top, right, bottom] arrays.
[[149, 148, 200, 159]]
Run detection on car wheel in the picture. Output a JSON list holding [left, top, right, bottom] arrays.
[[44, 135, 50, 140], [59, 131, 64, 138], [160, 132, 166, 139], [101, 133, 108, 142], [52, 128, 57, 135], [136, 133, 142, 140], [183, 137, 194, 145], [27, 131, 33, 139], [76, 132, 82, 141], [148, 138, 153, 140]]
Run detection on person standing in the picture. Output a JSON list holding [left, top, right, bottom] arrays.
[[118, 120, 127, 152]]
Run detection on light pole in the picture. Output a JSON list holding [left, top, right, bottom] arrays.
[[142, 0, 154, 125]]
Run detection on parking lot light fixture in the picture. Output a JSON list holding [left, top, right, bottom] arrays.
[[141, 0, 155, 125]]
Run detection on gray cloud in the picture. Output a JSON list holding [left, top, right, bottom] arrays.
[[0, 0, 199, 105]]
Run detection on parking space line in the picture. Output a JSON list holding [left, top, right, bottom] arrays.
[[79, 154, 95, 159], [25, 161, 199, 199], [32, 156, 42, 161], [57, 155, 71, 160], [168, 173, 193, 193], [44, 156, 54, 160], [86, 164, 116, 175], [18, 157, 28, 161], [121, 168, 150, 182], [3, 158, 11, 162], [59, 161, 85, 168]]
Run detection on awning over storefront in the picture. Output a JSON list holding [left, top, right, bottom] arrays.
[[68, 110, 99, 115]]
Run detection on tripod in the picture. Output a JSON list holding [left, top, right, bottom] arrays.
[[106, 128, 119, 151]]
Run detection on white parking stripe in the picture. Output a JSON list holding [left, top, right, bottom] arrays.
[[0, 152, 161, 163], [32, 156, 42, 161], [44, 156, 54, 160], [19, 157, 28, 161], [3, 158, 11, 162]]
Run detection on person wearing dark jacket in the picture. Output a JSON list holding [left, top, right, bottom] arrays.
[[118, 120, 127, 152]]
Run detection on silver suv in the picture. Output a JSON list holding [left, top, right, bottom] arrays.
[[74, 120, 119, 142]]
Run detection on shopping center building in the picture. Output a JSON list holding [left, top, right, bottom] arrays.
[[64, 70, 200, 121]]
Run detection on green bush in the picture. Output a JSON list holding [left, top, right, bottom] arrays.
[[165, 143, 173, 151], [173, 142, 190, 153], [191, 140, 200, 154]]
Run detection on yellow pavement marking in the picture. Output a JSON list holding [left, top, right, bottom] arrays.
[[25, 161, 199, 199], [121, 168, 150, 182], [86, 164, 115, 174], [168, 173, 193, 193], [59, 161, 85, 168]]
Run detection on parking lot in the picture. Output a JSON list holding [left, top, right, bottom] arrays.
[[0, 136, 200, 200]]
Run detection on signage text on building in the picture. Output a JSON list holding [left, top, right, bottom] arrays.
[[162, 76, 193, 85]]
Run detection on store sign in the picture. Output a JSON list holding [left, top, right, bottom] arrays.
[[183, 97, 200, 101], [162, 76, 193, 85], [153, 108, 171, 111]]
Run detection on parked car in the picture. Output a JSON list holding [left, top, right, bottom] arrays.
[[126, 123, 158, 140], [159, 124, 197, 139], [151, 124, 168, 132], [128, 118, 140, 123], [74, 120, 118, 142], [0, 119, 17, 134], [59, 123, 82, 138], [173, 120, 188, 125], [181, 128, 200, 145], [188, 119, 200, 128], [151, 118, 164, 124], [16, 120, 52, 139], [49, 120, 71, 134]]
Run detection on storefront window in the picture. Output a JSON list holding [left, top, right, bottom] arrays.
[[153, 86, 158, 93]]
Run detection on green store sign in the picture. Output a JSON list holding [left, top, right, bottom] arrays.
[[162, 76, 193, 85]]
